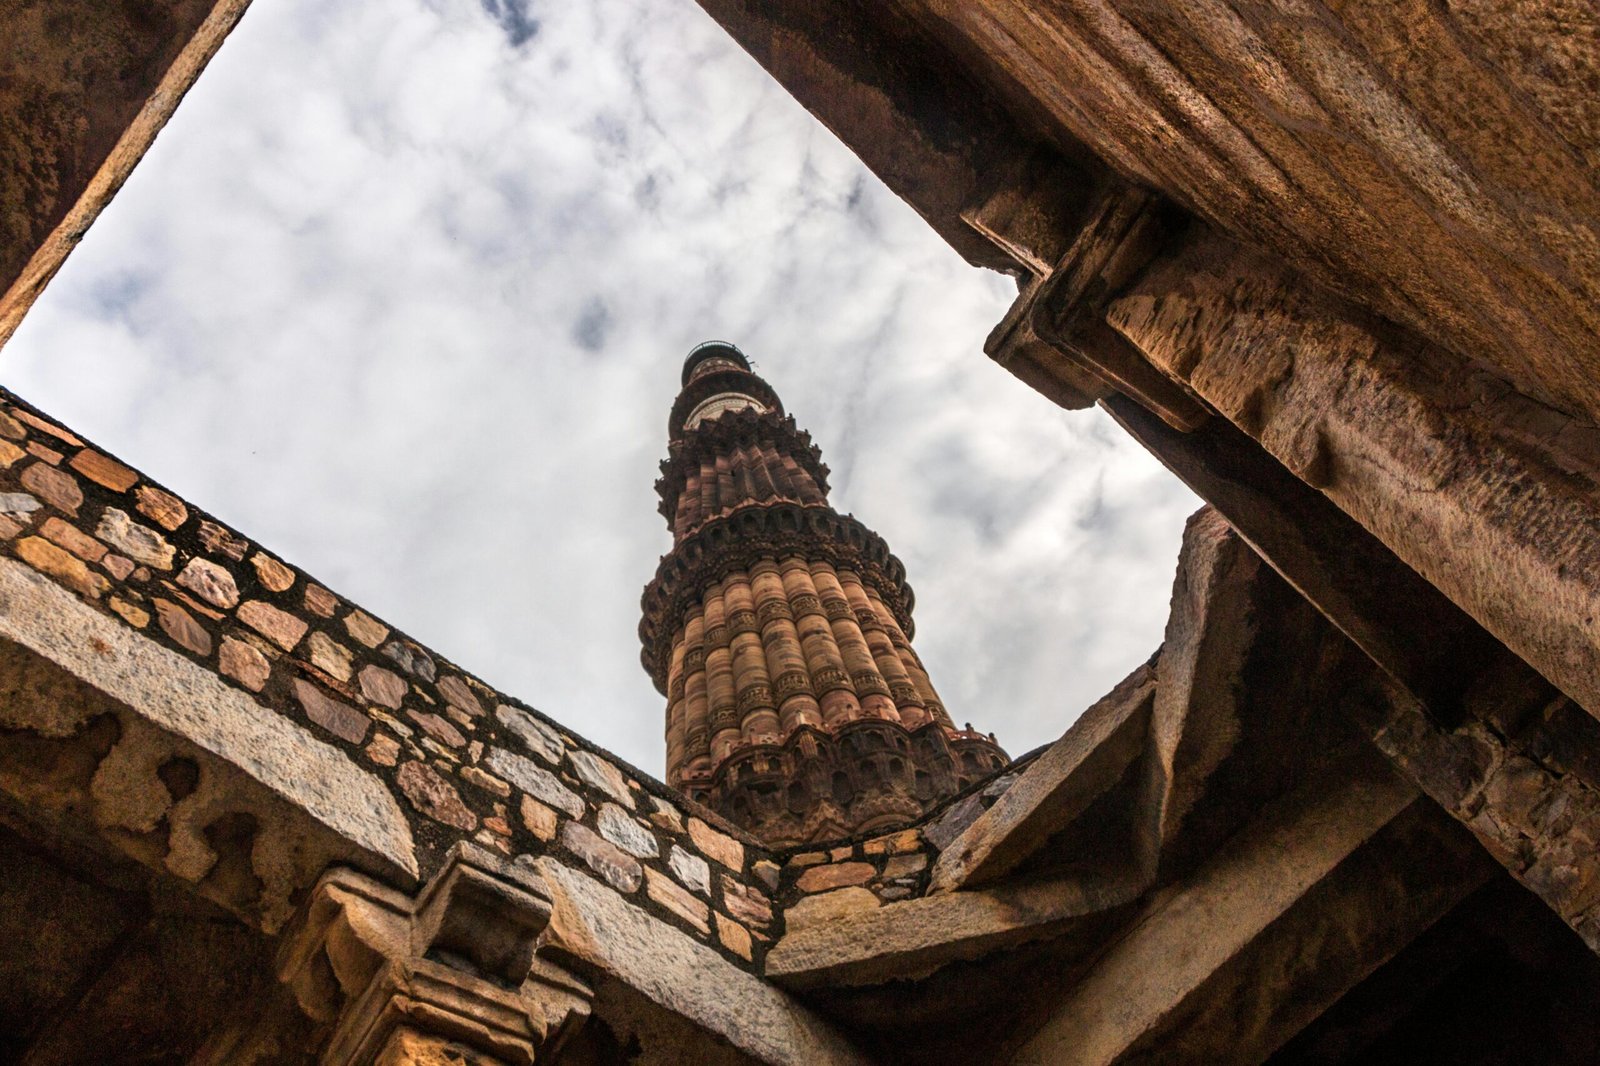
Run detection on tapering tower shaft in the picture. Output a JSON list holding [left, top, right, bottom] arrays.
[[641, 343, 1006, 846]]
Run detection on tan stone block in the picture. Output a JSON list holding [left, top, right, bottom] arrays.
[[15, 536, 108, 600], [19, 463, 81, 515], [647, 867, 710, 935], [562, 821, 642, 893], [69, 449, 137, 491], [13, 411, 80, 445], [720, 874, 773, 928], [0, 441, 23, 467], [0, 411, 22, 441], [219, 636, 270, 692], [27, 443, 62, 465], [238, 599, 308, 650], [39, 516, 105, 562], [437, 674, 483, 716], [107, 595, 149, 628], [717, 912, 754, 961], [460, 765, 512, 798], [783, 887, 880, 932], [303, 583, 337, 617], [689, 816, 744, 871], [359, 663, 408, 709], [0, 515, 22, 540], [882, 854, 928, 879], [863, 829, 922, 855], [306, 631, 353, 682], [343, 608, 388, 647], [796, 862, 877, 893], [135, 484, 187, 530], [407, 710, 465, 749], [570, 749, 634, 809], [101, 553, 133, 581], [521, 795, 559, 841], [250, 552, 294, 592], [366, 733, 401, 768]]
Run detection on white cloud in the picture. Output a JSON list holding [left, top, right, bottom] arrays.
[[3, 0, 1197, 772]]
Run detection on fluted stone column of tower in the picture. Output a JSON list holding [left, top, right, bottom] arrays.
[[640, 342, 1008, 846]]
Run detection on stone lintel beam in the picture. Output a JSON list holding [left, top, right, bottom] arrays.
[[1012, 752, 1493, 1065], [1103, 394, 1524, 727], [928, 662, 1152, 893], [532, 856, 874, 1066], [0, 0, 253, 346], [1106, 233, 1600, 723], [690, 0, 1096, 276], [278, 843, 592, 1066], [0, 555, 415, 933], [764, 868, 1142, 990]]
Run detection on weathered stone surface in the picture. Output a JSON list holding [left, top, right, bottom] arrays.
[[96, 509, 174, 569], [14, 536, 108, 600], [796, 862, 876, 893], [106, 594, 148, 628], [301, 584, 336, 617], [135, 485, 187, 531], [248, 552, 294, 592], [718, 912, 754, 961], [358, 664, 407, 709], [396, 761, 476, 832], [598, 803, 658, 859], [437, 674, 481, 716], [0, 492, 40, 518], [646, 867, 710, 935], [561, 821, 642, 893], [367, 733, 401, 768], [689, 816, 743, 871], [39, 516, 104, 562], [406, 711, 465, 749], [520, 795, 558, 841], [218, 636, 269, 692], [176, 557, 240, 609], [306, 631, 353, 682], [99, 553, 132, 581], [19, 462, 80, 515], [237, 600, 307, 651], [669, 845, 711, 896], [495, 703, 564, 766], [0, 556, 417, 920], [783, 887, 880, 933], [293, 679, 369, 744], [534, 857, 872, 1064], [69, 449, 136, 492], [152, 598, 211, 656], [484, 749, 584, 819], [570, 749, 634, 809], [344, 609, 388, 648], [382, 639, 436, 682]]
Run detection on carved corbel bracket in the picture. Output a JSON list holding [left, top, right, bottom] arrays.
[[985, 181, 1211, 431], [278, 844, 592, 1066]]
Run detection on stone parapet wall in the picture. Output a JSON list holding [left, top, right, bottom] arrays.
[[0, 387, 776, 965]]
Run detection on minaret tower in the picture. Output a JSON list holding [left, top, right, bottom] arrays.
[[640, 342, 1007, 846]]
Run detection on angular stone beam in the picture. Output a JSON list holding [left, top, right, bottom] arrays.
[[532, 856, 874, 1066], [1103, 394, 1524, 726], [0, 555, 415, 933], [1012, 752, 1495, 1065], [1107, 233, 1600, 722], [765, 866, 1143, 991], [690, 0, 1096, 276], [928, 662, 1153, 893], [0, 0, 253, 346]]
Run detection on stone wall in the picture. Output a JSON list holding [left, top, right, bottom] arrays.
[[0, 387, 775, 964]]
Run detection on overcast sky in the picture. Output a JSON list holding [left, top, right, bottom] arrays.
[[3, 0, 1197, 774]]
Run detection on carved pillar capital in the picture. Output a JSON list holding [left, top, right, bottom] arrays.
[[278, 843, 592, 1065]]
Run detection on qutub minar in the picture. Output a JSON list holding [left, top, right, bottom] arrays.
[[640, 342, 1007, 845]]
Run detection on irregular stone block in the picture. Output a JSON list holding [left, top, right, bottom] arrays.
[[359, 664, 407, 709], [561, 821, 642, 893], [218, 636, 269, 692], [495, 703, 564, 766], [177, 557, 240, 609], [796, 862, 876, 893], [15, 535, 108, 600], [344, 609, 389, 648], [485, 748, 584, 819], [669, 845, 712, 895], [598, 803, 658, 859], [19, 462, 80, 515], [647, 867, 709, 934], [294, 678, 369, 744], [396, 760, 477, 832], [153, 597, 211, 655], [96, 508, 174, 569], [570, 749, 634, 809], [689, 816, 743, 871], [69, 449, 136, 491], [238, 599, 308, 651], [135, 485, 187, 531]]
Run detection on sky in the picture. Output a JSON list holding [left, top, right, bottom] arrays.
[[2, 0, 1198, 774]]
